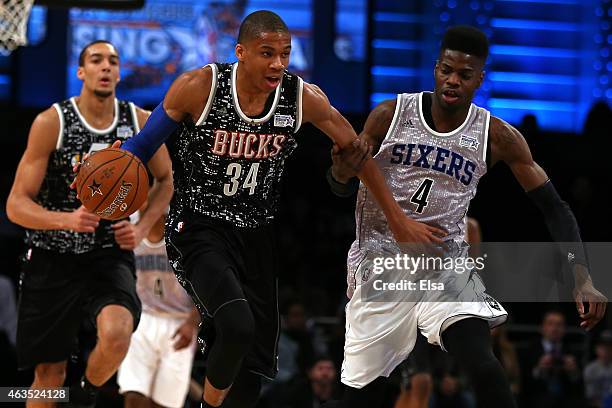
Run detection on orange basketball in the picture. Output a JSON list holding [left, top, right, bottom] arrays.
[[76, 147, 149, 221]]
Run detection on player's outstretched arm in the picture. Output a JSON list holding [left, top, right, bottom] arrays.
[[112, 107, 174, 250], [326, 99, 395, 197], [122, 66, 214, 164], [490, 116, 607, 330], [302, 85, 445, 243], [7, 107, 100, 232]]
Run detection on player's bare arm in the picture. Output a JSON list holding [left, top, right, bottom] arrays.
[[327, 99, 394, 189], [489, 116, 607, 330], [7, 107, 100, 232], [112, 106, 174, 250], [303, 85, 445, 243], [163, 66, 214, 123], [120, 66, 213, 165]]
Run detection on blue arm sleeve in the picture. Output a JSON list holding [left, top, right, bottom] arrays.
[[122, 102, 180, 163]]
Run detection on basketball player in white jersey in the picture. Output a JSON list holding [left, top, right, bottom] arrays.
[[117, 206, 199, 408], [326, 26, 606, 408]]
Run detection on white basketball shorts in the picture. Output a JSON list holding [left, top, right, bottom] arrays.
[[117, 311, 197, 408]]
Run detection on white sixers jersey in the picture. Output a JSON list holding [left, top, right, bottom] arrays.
[[347, 92, 490, 296], [134, 239, 194, 318]]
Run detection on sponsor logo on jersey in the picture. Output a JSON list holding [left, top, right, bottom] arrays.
[[390, 143, 477, 186], [117, 125, 134, 138], [273, 114, 295, 128], [211, 130, 287, 159], [459, 135, 480, 151]]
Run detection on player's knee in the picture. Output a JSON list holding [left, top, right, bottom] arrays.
[[34, 362, 66, 386], [215, 300, 255, 349], [411, 373, 433, 399], [98, 324, 132, 356]]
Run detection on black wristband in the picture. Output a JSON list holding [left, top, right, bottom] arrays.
[[326, 167, 359, 197]]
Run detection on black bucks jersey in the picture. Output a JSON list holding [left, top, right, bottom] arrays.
[[27, 97, 141, 254], [168, 62, 303, 228]]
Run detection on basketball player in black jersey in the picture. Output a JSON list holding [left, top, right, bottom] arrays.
[[326, 26, 607, 408], [111, 10, 444, 408], [7, 41, 173, 407]]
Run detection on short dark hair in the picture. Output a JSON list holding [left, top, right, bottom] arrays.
[[78, 40, 117, 66], [440, 25, 489, 60], [237, 10, 289, 43]]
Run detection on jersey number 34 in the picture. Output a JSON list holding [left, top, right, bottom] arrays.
[[224, 162, 260, 196]]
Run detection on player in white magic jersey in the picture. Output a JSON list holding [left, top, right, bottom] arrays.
[[118, 207, 199, 408], [326, 26, 606, 408]]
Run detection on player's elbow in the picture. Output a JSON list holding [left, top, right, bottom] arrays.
[[6, 193, 23, 225]]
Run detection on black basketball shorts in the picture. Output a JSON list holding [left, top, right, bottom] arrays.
[[166, 211, 280, 380], [17, 246, 141, 370]]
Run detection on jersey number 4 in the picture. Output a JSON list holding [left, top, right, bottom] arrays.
[[410, 178, 434, 214], [224, 162, 260, 196]]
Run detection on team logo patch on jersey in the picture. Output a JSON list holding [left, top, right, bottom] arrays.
[[402, 119, 416, 128], [273, 114, 295, 128], [71, 154, 81, 167], [117, 125, 134, 138], [484, 294, 502, 311], [459, 135, 480, 151]]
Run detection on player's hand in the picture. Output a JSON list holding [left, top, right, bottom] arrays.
[[64, 206, 100, 233], [172, 320, 197, 351], [112, 220, 144, 250], [331, 138, 372, 183], [574, 279, 607, 331], [69, 140, 123, 192], [390, 214, 447, 244]]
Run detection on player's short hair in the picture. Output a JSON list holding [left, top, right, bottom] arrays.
[[78, 40, 117, 67], [237, 10, 289, 43], [440, 25, 489, 60]]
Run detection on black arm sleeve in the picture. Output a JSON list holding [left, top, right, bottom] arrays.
[[326, 167, 360, 198], [527, 180, 588, 267]]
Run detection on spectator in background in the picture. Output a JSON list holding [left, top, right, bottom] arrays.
[[423, 343, 476, 408], [0, 274, 17, 385], [279, 355, 341, 408], [584, 330, 612, 408], [276, 300, 328, 384], [583, 101, 610, 139], [491, 326, 521, 398], [521, 310, 583, 408]]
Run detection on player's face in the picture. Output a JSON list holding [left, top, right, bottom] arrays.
[[77, 43, 120, 98], [235, 31, 291, 92], [433, 49, 484, 111]]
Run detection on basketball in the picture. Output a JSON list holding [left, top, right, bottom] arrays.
[[76, 147, 149, 221]]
